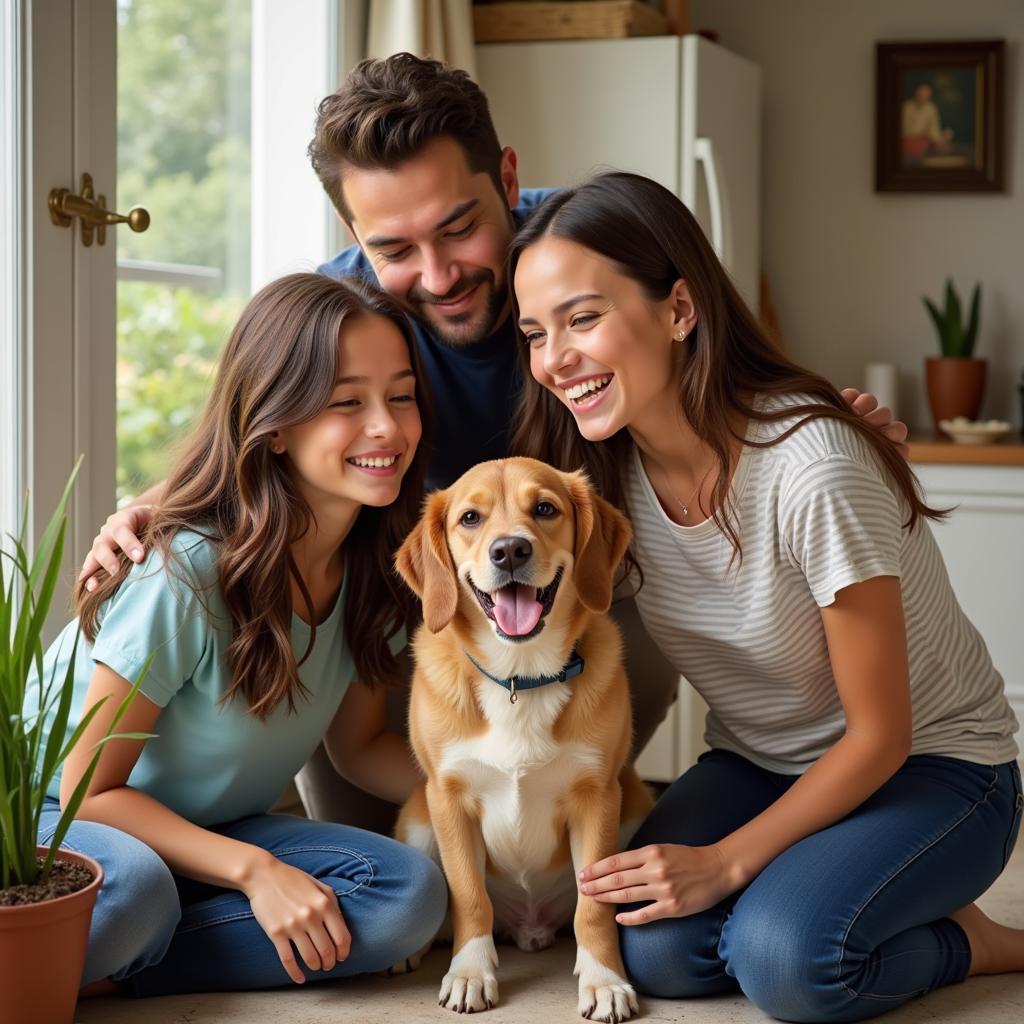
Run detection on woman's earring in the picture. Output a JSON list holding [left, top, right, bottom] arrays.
[[675, 329, 687, 341]]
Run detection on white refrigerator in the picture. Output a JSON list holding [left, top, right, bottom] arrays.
[[476, 33, 762, 313], [476, 34, 761, 780]]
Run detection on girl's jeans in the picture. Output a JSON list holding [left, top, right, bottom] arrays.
[[38, 802, 447, 995], [620, 750, 1022, 1023]]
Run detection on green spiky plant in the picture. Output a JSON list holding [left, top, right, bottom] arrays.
[[923, 279, 982, 359], [0, 459, 152, 890]]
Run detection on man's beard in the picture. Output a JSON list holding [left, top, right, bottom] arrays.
[[407, 269, 509, 347]]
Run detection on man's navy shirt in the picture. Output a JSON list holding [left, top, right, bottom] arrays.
[[317, 189, 555, 490]]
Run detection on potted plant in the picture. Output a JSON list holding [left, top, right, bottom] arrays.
[[923, 278, 985, 429], [0, 463, 150, 1024]]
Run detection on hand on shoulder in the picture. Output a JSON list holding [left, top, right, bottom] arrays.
[[841, 388, 909, 455], [80, 503, 155, 590]]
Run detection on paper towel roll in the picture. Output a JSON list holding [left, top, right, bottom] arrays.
[[864, 363, 898, 417]]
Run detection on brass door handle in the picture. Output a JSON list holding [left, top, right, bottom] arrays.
[[48, 173, 150, 247]]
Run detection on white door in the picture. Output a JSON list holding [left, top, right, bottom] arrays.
[[1, 3, 26, 543], [15, 0, 118, 566], [10, 1, 339, 626]]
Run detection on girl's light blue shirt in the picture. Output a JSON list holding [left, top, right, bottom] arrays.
[[35, 531, 398, 826]]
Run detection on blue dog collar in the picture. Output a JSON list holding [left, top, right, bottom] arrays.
[[463, 646, 585, 704]]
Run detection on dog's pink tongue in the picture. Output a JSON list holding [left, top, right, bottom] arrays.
[[493, 583, 543, 637]]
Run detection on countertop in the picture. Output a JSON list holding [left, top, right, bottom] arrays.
[[907, 433, 1024, 466]]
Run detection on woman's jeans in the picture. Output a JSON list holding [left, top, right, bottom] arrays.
[[38, 801, 447, 995], [620, 750, 1023, 1023]]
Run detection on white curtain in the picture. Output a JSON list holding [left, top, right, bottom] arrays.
[[366, 0, 477, 77]]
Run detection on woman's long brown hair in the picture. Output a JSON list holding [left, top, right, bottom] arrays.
[[509, 173, 943, 568], [75, 273, 431, 720]]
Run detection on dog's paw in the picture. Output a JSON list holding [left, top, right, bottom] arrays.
[[384, 940, 433, 977], [577, 981, 638, 1022], [438, 935, 499, 1013], [575, 947, 639, 1022]]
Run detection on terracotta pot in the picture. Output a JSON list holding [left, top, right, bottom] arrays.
[[0, 846, 103, 1024], [925, 356, 987, 429]]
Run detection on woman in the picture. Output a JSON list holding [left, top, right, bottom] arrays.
[[32, 273, 446, 996], [509, 172, 1023, 1022]]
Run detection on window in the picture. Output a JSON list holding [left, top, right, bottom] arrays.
[[115, 0, 253, 503], [115, 0, 336, 504]]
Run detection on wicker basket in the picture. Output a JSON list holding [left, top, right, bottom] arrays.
[[474, 1, 668, 44]]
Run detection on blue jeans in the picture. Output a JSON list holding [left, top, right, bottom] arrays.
[[38, 801, 447, 995], [619, 750, 1022, 1023]]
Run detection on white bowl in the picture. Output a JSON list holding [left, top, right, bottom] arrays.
[[938, 417, 1012, 445]]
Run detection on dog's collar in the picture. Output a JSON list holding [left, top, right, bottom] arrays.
[[463, 646, 585, 705]]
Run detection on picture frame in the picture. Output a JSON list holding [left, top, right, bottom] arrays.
[[875, 39, 1004, 193]]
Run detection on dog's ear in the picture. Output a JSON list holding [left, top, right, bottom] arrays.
[[566, 471, 633, 613], [395, 490, 459, 633]]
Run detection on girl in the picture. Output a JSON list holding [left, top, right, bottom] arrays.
[[32, 273, 446, 996], [509, 172, 1023, 1022]]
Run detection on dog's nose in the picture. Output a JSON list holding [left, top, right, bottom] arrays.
[[489, 536, 532, 572]]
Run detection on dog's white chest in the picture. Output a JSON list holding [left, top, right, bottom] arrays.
[[438, 683, 603, 884]]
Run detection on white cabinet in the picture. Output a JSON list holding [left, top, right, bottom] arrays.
[[915, 463, 1024, 729], [634, 678, 707, 784]]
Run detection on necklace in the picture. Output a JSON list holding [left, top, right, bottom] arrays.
[[656, 459, 716, 521]]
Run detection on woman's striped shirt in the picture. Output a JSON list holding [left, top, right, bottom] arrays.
[[624, 394, 1019, 773]]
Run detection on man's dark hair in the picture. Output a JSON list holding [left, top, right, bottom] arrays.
[[308, 52, 504, 221]]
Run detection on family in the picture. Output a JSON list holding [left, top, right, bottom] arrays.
[[34, 53, 1024, 1021]]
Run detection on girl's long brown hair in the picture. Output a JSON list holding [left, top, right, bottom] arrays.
[[509, 173, 943, 567], [75, 273, 431, 720]]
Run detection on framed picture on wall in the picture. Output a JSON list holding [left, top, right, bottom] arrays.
[[875, 39, 1004, 192]]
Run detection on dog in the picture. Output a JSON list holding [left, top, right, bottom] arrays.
[[394, 457, 653, 1022]]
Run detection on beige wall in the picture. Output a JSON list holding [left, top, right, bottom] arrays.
[[691, 0, 1023, 429]]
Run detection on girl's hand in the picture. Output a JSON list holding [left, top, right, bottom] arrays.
[[243, 856, 350, 983], [577, 843, 739, 926]]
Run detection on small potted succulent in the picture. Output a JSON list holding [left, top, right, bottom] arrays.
[[923, 278, 985, 429], [0, 463, 149, 1024]]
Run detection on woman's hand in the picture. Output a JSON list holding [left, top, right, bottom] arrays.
[[577, 843, 740, 926], [79, 505, 155, 588], [243, 855, 351, 983]]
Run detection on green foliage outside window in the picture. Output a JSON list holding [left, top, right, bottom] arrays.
[[116, 0, 251, 502], [116, 283, 242, 503]]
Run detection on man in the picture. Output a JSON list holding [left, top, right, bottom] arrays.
[[308, 53, 551, 492], [83, 53, 906, 828]]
